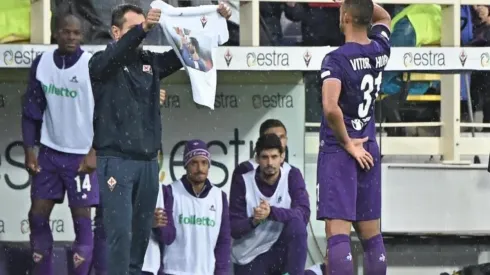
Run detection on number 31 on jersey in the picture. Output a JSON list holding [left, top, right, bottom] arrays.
[[358, 72, 382, 118]]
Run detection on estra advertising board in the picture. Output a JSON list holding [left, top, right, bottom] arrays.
[[1, 44, 490, 71], [0, 83, 305, 241]]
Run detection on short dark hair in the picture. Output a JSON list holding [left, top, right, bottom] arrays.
[[255, 134, 284, 156], [54, 12, 81, 31], [189, 37, 200, 49], [259, 119, 287, 136], [111, 4, 144, 28], [343, 0, 374, 27]]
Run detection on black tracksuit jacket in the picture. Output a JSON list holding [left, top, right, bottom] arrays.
[[89, 24, 182, 160]]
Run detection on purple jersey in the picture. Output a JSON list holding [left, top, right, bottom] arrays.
[[319, 24, 391, 151]]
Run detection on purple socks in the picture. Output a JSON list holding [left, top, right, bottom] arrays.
[[72, 216, 94, 275], [29, 212, 54, 275], [361, 234, 387, 275], [326, 234, 353, 275]]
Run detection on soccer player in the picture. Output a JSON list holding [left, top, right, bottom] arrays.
[[155, 140, 230, 275], [22, 13, 98, 275], [317, 0, 391, 274], [232, 118, 290, 176], [231, 134, 310, 275], [89, 4, 231, 275]]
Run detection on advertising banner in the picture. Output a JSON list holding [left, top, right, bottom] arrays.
[[0, 83, 305, 241], [0, 44, 489, 71]]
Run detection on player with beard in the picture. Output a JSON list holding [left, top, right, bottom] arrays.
[[150, 140, 231, 275], [231, 134, 310, 275], [231, 119, 290, 176], [22, 13, 97, 275], [317, 0, 391, 274]]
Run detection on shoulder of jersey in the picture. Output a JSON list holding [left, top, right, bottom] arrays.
[[81, 50, 93, 60], [169, 179, 180, 185], [33, 52, 45, 64], [380, 30, 390, 40], [283, 162, 299, 171], [322, 49, 345, 67]]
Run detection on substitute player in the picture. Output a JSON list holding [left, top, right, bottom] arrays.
[[317, 0, 391, 274], [232, 119, 290, 176], [231, 134, 310, 275], [89, 4, 230, 275], [159, 140, 230, 275], [22, 13, 98, 275]]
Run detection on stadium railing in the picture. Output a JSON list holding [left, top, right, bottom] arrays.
[[29, 0, 490, 163]]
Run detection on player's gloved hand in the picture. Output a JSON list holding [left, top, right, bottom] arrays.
[[153, 208, 168, 228], [79, 149, 96, 174], [343, 137, 374, 170], [217, 2, 232, 20], [143, 8, 161, 32], [25, 148, 41, 175]]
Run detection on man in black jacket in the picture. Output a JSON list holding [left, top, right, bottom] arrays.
[[89, 4, 231, 275]]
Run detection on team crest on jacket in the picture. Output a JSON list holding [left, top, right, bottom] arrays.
[[107, 177, 117, 192], [143, 65, 153, 75]]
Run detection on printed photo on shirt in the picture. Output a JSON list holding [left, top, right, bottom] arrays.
[[170, 27, 213, 73]]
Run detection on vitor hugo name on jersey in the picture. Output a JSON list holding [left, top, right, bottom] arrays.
[[42, 83, 78, 98], [350, 54, 389, 71], [178, 214, 216, 227]]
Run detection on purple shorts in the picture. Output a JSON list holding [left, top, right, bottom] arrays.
[[316, 142, 381, 221], [31, 146, 99, 208]]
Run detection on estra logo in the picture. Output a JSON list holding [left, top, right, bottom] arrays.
[[402, 51, 446, 68], [481, 52, 490, 68]]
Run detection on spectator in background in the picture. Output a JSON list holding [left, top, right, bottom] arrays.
[[471, 5, 490, 49], [0, 0, 30, 43], [284, 2, 344, 124], [381, 4, 442, 97], [52, 0, 167, 45], [284, 2, 343, 47], [166, 0, 240, 45], [470, 5, 490, 130], [260, 3, 286, 45], [52, 0, 112, 44]]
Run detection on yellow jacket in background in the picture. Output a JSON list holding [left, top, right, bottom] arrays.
[[0, 0, 30, 43], [391, 4, 442, 47]]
